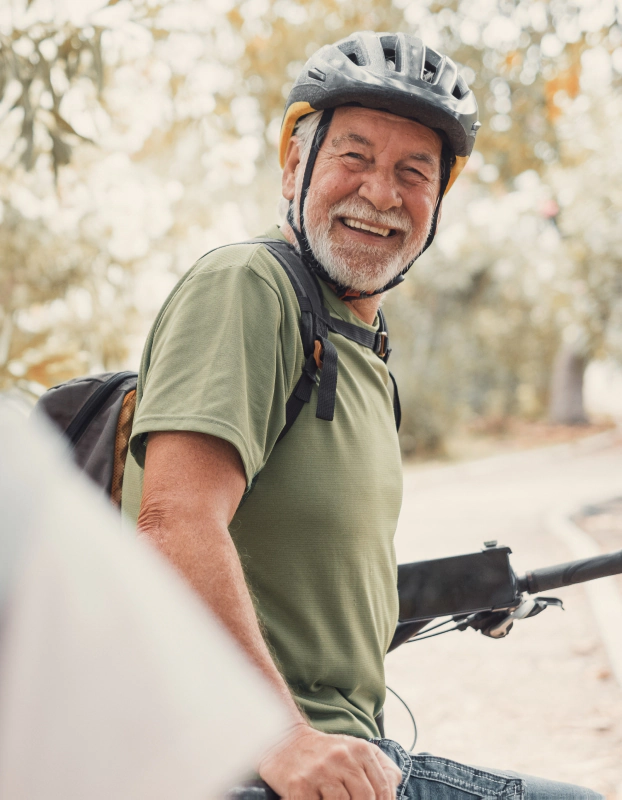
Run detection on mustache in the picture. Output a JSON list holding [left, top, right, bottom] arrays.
[[326, 197, 413, 236]]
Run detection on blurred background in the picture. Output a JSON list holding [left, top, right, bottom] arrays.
[[1, 0, 621, 459], [2, 2, 622, 797]]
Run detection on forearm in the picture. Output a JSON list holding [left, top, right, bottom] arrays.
[[138, 508, 305, 724]]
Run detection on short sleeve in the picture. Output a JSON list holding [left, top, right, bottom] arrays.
[[129, 253, 300, 487]]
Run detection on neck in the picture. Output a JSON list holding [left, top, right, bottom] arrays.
[[344, 294, 384, 325], [280, 220, 385, 325]]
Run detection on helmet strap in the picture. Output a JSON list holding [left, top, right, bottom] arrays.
[[287, 108, 335, 272], [413, 141, 453, 259]]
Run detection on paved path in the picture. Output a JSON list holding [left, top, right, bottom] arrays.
[[385, 434, 622, 799]]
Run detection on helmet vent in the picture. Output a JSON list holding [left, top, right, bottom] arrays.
[[338, 40, 366, 67], [423, 61, 437, 82], [384, 48, 397, 71], [452, 75, 468, 99]]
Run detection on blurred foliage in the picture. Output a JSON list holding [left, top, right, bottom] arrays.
[[0, 20, 101, 175], [1, 0, 621, 453]]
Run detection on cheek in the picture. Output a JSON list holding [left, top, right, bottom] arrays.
[[405, 188, 438, 224], [309, 164, 362, 206], [304, 182, 336, 224]]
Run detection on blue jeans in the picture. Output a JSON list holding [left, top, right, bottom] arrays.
[[373, 739, 604, 799]]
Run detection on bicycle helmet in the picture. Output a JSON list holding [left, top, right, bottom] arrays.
[[279, 31, 481, 297]]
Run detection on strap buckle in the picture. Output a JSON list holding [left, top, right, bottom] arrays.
[[376, 331, 389, 359]]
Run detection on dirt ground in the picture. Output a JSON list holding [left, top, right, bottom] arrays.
[[410, 419, 617, 466], [385, 432, 622, 799]]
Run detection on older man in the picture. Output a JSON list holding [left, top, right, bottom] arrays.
[[122, 32, 603, 800]]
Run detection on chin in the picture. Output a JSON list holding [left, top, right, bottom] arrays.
[[307, 222, 418, 292], [327, 253, 403, 292], [326, 244, 403, 291]]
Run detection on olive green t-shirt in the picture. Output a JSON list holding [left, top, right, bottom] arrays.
[[122, 226, 403, 739]]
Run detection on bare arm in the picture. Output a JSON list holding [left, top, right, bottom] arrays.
[[138, 430, 401, 799], [138, 430, 302, 719]]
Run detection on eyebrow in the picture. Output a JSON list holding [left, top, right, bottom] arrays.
[[331, 133, 372, 148], [331, 133, 438, 167], [405, 152, 437, 167]]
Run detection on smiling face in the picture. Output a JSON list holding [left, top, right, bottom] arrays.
[[282, 106, 443, 293]]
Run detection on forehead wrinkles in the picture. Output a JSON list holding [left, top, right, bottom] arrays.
[[328, 127, 440, 168]]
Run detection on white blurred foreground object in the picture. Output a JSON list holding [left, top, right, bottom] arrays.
[[0, 405, 289, 800]]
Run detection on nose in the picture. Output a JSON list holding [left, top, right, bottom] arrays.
[[357, 168, 402, 211]]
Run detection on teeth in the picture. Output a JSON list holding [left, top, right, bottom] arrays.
[[343, 218, 391, 237]]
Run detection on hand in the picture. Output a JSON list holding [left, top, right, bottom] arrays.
[[258, 723, 402, 799]]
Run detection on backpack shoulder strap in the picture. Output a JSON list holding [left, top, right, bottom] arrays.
[[388, 371, 401, 432], [257, 238, 400, 437], [258, 239, 338, 441], [257, 239, 321, 356]]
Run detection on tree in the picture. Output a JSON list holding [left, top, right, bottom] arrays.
[[2, 0, 621, 451]]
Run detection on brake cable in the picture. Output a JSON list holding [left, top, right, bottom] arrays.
[[385, 685, 418, 752]]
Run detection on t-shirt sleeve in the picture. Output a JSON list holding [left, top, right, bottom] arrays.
[[129, 255, 297, 487]]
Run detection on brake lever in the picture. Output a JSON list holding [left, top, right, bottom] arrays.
[[523, 596, 564, 617], [482, 596, 564, 639]]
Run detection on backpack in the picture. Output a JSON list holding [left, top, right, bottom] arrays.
[[34, 239, 400, 506]]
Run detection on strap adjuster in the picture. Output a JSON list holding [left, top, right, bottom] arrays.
[[376, 331, 389, 359], [313, 339, 323, 369]]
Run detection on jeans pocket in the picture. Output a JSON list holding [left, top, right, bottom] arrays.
[[407, 755, 525, 799], [370, 738, 413, 799]]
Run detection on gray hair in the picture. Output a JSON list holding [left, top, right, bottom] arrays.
[[293, 111, 323, 163], [278, 111, 323, 222]]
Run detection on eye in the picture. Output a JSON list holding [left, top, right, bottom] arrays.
[[403, 166, 426, 180], [344, 151, 365, 160]]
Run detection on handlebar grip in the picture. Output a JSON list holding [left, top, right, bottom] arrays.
[[225, 780, 280, 799], [519, 550, 622, 593]]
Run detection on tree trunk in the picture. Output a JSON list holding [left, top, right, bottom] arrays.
[[548, 343, 589, 424]]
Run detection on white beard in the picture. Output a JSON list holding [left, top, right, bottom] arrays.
[[303, 194, 433, 293]]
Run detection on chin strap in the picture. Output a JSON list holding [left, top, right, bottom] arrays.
[[286, 108, 334, 272], [288, 108, 454, 300]]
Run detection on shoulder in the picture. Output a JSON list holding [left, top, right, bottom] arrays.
[[188, 239, 298, 307], [149, 239, 301, 344]]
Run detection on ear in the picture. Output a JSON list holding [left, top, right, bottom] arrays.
[[437, 200, 443, 227], [281, 137, 301, 202]]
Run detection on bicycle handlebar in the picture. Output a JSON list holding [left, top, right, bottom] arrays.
[[225, 781, 276, 799], [518, 549, 622, 594]]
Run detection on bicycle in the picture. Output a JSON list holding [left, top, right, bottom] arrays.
[[226, 543, 622, 799]]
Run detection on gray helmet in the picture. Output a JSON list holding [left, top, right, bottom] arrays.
[[280, 30, 480, 190]]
